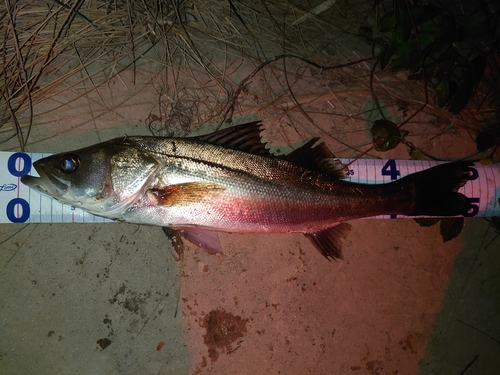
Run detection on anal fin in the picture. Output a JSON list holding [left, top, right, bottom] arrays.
[[304, 222, 352, 261]]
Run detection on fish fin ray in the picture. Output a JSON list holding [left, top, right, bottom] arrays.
[[148, 182, 225, 206], [191, 121, 272, 156], [283, 139, 346, 178], [402, 162, 469, 216], [304, 222, 352, 261], [174, 228, 222, 255]]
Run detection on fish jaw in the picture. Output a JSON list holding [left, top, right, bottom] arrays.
[[21, 158, 117, 214], [20, 142, 160, 218], [21, 161, 70, 198]]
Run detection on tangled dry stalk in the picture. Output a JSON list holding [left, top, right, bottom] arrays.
[[0, 0, 497, 160]]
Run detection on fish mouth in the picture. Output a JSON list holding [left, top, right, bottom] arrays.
[[21, 163, 70, 197]]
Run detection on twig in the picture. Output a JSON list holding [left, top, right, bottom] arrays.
[[218, 54, 373, 126]]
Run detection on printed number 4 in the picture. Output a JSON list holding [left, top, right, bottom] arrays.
[[381, 160, 400, 180], [381, 160, 400, 219]]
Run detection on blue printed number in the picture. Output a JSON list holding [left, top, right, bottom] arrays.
[[6, 153, 32, 223], [8, 152, 31, 177], [381, 160, 400, 218], [381, 160, 400, 180], [6, 198, 30, 223]]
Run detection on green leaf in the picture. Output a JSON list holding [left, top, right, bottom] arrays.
[[434, 79, 450, 108], [379, 24, 405, 69], [463, 10, 490, 38], [475, 123, 500, 152], [417, 23, 442, 51], [394, 46, 422, 71], [407, 71, 423, 80], [448, 56, 486, 113], [399, 14, 412, 42], [409, 5, 444, 26], [430, 53, 458, 80], [379, 11, 396, 32], [370, 119, 401, 151], [358, 26, 373, 43], [409, 147, 426, 160]]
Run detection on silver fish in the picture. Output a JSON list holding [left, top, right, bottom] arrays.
[[21, 121, 470, 260]]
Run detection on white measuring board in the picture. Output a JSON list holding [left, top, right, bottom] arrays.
[[1, 151, 499, 224], [1, 152, 112, 224]]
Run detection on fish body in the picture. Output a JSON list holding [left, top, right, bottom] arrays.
[[21, 122, 470, 260]]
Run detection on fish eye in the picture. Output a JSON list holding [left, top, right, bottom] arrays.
[[59, 154, 80, 173]]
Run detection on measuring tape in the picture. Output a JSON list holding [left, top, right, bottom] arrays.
[[1, 152, 111, 224], [1, 151, 499, 224]]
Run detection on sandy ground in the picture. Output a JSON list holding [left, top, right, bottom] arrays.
[[2, 215, 498, 374], [178, 219, 499, 375]]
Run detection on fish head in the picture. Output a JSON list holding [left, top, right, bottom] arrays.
[[21, 139, 159, 217]]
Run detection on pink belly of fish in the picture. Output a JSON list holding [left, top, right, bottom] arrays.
[[135, 185, 366, 234]]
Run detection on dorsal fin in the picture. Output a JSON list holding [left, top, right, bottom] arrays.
[[282, 138, 346, 178], [191, 121, 345, 177], [191, 121, 272, 156]]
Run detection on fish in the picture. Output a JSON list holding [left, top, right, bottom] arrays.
[[21, 121, 471, 260]]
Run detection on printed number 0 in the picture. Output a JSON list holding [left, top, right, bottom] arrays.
[[6, 198, 30, 223], [8, 152, 31, 176], [6, 153, 31, 223]]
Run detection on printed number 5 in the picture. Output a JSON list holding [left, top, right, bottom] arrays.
[[463, 162, 479, 181], [462, 162, 479, 217], [464, 198, 480, 217]]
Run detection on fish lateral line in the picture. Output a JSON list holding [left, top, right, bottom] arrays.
[[19, 121, 475, 262]]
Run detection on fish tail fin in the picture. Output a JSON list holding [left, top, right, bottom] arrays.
[[400, 162, 470, 217]]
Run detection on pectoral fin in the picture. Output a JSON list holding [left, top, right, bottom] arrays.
[[304, 222, 352, 261], [148, 182, 225, 206]]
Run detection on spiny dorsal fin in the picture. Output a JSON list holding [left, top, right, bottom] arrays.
[[192, 121, 346, 177], [191, 121, 272, 156], [282, 138, 346, 178]]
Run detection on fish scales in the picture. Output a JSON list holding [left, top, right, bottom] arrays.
[[124, 137, 407, 232], [21, 121, 471, 260]]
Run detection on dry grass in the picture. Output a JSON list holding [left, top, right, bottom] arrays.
[[0, 0, 497, 160]]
